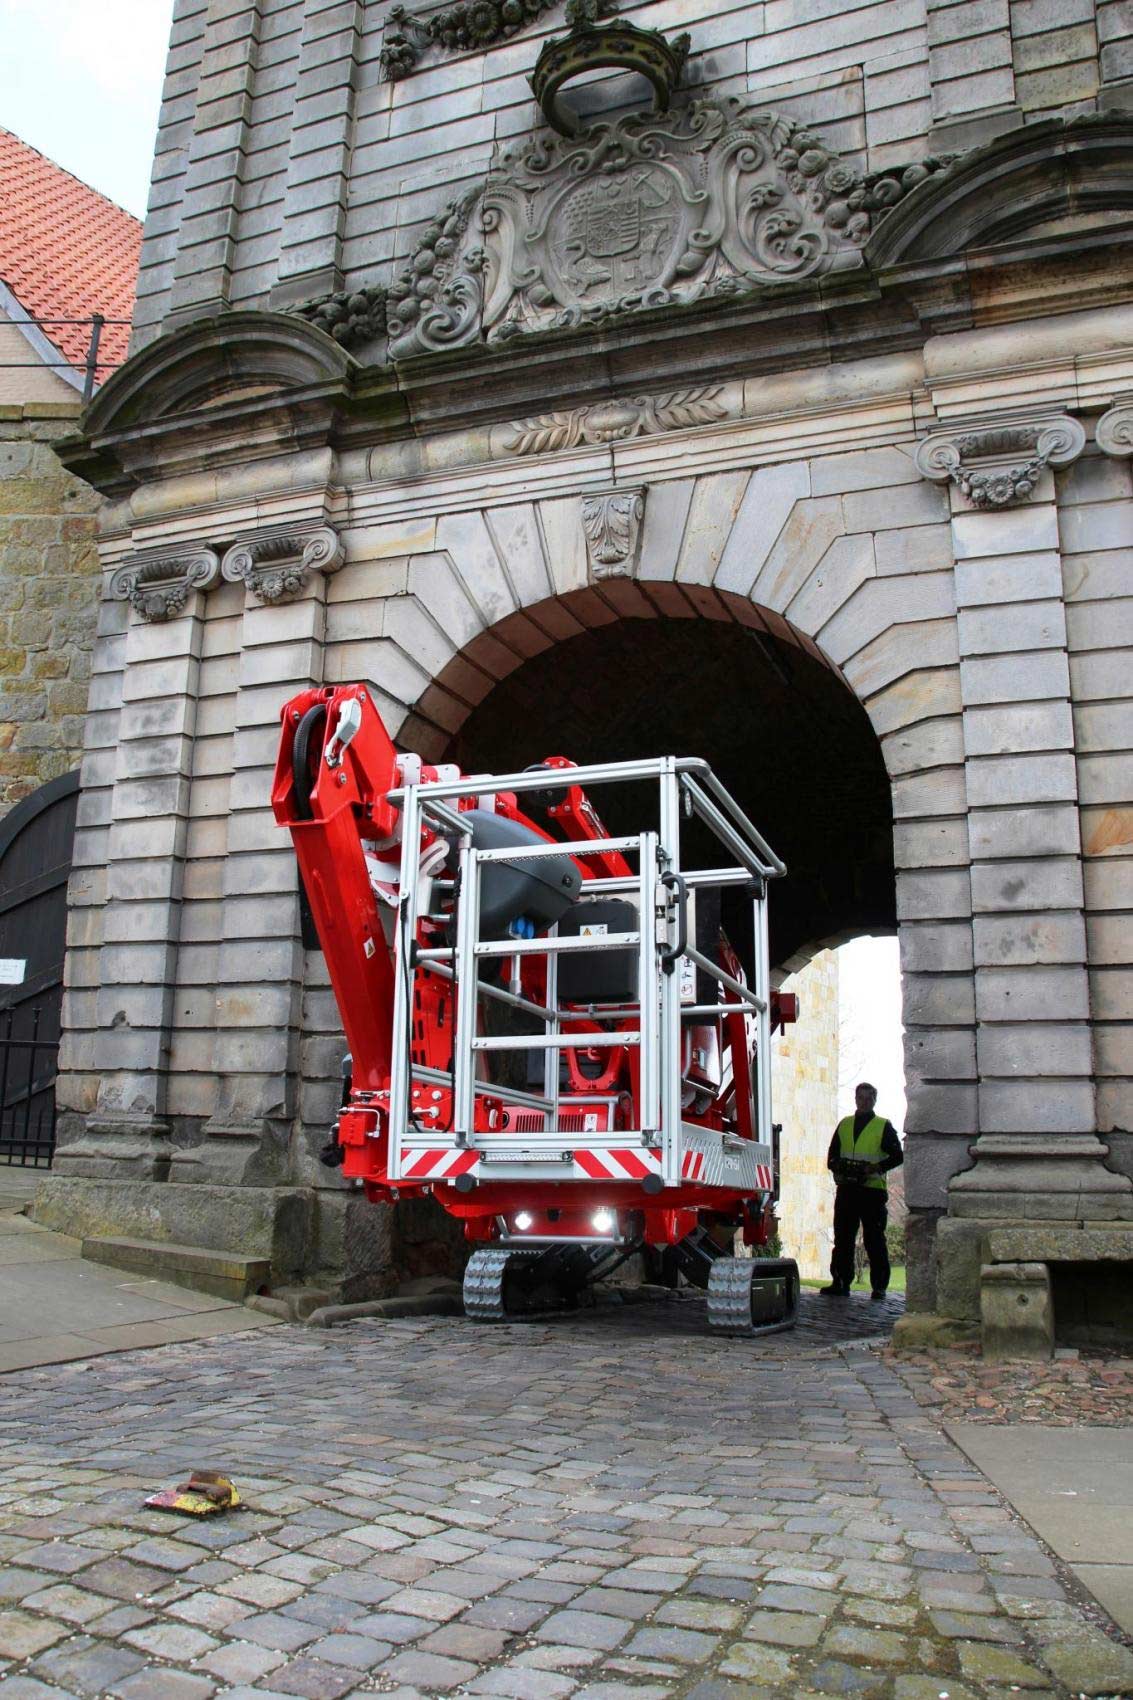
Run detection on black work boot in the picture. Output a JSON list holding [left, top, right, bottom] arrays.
[[819, 1284, 849, 1297]]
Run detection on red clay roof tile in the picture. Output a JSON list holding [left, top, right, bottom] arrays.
[[0, 125, 142, 385]]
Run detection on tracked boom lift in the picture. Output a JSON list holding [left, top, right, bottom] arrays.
[[274, 683, 801, 1335]]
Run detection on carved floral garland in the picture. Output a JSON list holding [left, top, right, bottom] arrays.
[[380, 0, 614, 81]]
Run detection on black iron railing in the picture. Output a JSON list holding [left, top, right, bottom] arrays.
[[1, 315, 131, 402], [0, 1006, 57, 1167]]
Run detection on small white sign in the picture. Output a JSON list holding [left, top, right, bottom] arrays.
[[679, 954, 696, 1004], [579, 922, 608, 938], [0, 959, 26, 985]]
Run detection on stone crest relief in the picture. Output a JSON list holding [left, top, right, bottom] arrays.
[[377, 99, 946, 359]]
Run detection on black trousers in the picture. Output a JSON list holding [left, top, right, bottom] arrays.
[[831, 1184, 890, 1291]]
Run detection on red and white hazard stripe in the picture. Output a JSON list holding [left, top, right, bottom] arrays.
[[681, 1149, 706, 1182], [573, 1147, 662, 1182], [755, 1163, 773, 1189], [402, 1148, 479, 1181]]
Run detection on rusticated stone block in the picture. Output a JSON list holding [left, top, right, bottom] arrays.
[[980, 1260, 1054, 1359], [0, 407, 99, 814]]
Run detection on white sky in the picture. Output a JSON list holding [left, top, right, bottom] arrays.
[[0, 0, 173, 218], [838, 935, 907, 1131]]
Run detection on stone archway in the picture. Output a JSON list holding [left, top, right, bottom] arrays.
[[437, 591, 895, 976], [410, 589, 901, 1287]]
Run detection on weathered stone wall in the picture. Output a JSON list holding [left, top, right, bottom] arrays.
[[773, 950, 839, 1282], [135, 0, 1132, 341], [0, 401, 101, 816]]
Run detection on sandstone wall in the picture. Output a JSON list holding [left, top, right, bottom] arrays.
[[0, 402, 101, 816], [773, 949, 839, 1282]]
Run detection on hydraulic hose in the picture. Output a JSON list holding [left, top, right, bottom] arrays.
[[292, 701, 327, 821]]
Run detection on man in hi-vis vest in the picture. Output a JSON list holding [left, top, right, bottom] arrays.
[[820, 1081, 904, 1300]]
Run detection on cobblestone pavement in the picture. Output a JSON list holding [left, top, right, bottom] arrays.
[[891, 1346, 1133, 1428], [3, 1292, 1133, 1700]]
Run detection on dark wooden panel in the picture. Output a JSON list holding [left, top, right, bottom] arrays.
[[0, 772, 78, 1165]]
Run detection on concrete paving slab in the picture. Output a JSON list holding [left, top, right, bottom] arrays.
[[1073, 1564, 1133, 1633], [0, 1165, 45, 1213], [948, 1422, 1133, 1633], [0, 1207, 281, 1372]]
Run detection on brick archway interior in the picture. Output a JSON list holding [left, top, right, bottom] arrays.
[[441, 599, 895, 975]]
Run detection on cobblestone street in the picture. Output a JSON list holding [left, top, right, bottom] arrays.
[[2, 1294, 1133, 1700]]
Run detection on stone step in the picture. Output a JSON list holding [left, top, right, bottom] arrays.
[[81, 1236, 271, 1303]]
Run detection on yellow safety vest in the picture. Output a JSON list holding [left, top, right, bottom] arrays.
[[836, 1114, 888, 1191]]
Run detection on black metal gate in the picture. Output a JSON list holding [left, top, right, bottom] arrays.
[[0, 771, 79, 1166]]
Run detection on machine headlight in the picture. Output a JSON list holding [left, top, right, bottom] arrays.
[[592, 1208, 615, 1234], [515, 1211, 533, 1231]]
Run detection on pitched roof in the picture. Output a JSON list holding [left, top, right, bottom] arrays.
[[0, 126, 142, 385]]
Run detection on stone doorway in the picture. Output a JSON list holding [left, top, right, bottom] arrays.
[[410, 594, 900, 1285]]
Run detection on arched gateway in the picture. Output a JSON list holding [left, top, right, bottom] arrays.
[[37, 24, 1133, 1345]]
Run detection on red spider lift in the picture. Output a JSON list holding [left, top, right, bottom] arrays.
[[273, 683, 800, 1333]]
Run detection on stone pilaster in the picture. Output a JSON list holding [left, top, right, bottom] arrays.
[[167, 0, 265, 324], [926, 0, 1018, 152], [270, 0, 364, 309], [53, 551, 218, 1178], [179, 523, 343, 1184], [917, 413, 1133, 1312]]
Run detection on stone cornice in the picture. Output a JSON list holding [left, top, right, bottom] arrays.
[[108, 547, 221, 622], [50, 222, 1133, 502], [914, 413, 1086, 508], [221, 526, 345, 603]]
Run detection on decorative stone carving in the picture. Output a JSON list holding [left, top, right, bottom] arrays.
[[301, 101, 949, 361], [499, 387, 731, 456], [384, 189, 486, 358], [915, 415, 1086, 508], [582, 486, 645, 578], [221, 527, 345, 604], [380, 0, 613, 83], [294, 281, 387, 348], [109, 548, 221, 622], [531, 11, 690, 138], [1096, 398, 1133, 458]]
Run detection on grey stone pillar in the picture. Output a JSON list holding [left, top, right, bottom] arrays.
[[926, 0, 1018, 152], [270, 0, 364, 309], [179, 524, 342, 1184], [53, 548, 220, 1178], [168, 0, 264, 324], [917, 414, 1133, 1315]]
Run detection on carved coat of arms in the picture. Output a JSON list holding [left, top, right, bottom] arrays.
[[360, 98, 948, 359], [553, 169, 683, 298]]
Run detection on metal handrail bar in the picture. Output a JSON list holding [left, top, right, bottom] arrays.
[[681, 866, 759, 889], [420, 957, 559, 1025], [410, 1062, 554, 1111], [474, 834, 641, 863], [683, 1002, 759, 1017], [474, 931, 639, 958], [471, 1031, 641, 1051], [419, 798, 472, 836], [680, 776, 778, 881], [387, 754, 704, 804], [685, 769, 787, 876], [572, 865, 753, 896], [682, 942, 766, 1012]]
